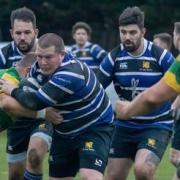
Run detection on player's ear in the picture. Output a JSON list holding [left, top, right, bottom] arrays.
[[10, 29, 13, 39], [35, 28, 39, 38], [59, 51, 65, 59], [142, 27, 146, 36]]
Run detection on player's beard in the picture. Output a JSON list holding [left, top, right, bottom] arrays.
[[16, 38, 36, 53], [123, 38, 141, 53]]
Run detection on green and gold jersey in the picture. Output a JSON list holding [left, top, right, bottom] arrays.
[[163, 55, 180, 93], [0, 67, 21, 129]]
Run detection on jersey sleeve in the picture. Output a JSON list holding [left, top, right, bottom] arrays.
[[90, 44, 107, 62], [97, 52, 114, 88], [163, 57, 180, 93], [0, 48, 7, 68], [159, 50, 175, 73], [36, 71, 85, 106]]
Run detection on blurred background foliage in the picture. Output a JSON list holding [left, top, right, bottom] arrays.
[[0, 0, 180, 50]]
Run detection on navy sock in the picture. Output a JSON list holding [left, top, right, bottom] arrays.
[[24, 170, 42, 180]]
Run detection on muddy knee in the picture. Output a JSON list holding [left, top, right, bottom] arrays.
[[28, 149, 41, 169]]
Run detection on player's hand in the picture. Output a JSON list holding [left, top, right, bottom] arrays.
[[115, 100, 131, 120], [0, 79, 17, 95], [45, 107, 63, 125]]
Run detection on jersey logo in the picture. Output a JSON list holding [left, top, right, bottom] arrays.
[[131, 78, 139, 99], [83, 141, 94, 151], [81, 51, 88, 57], [143, 61, 150, 69], [119, 62, 128, 69], [94, 158, 103, 167], [147, 138, 156, 148], [85, 141, 93, 150]]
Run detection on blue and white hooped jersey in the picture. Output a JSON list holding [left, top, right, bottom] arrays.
[[30, 52, 114, 136], [98, 39, 175, 131], [70, 41, 107, 73], [0, 41, 23, 68]]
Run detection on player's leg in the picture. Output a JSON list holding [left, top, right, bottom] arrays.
[[105, 127, 135, 180], [24, 121, 53, 180], [79, 124, 114, 180], [134, 128, 171, 180], [49, 131, 78, 180], [8, 159, 26, 180], [6, 120, 36, 180], [170, 120, 180, 180]]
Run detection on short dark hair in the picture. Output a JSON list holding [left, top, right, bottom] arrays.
[[119, 6, 144, 28], [174, 22, 180, 34], [72, 22, 92, 36], [10, 7, 36, 28], [153, 33, 172, 50], [38, 33, 65, 53]]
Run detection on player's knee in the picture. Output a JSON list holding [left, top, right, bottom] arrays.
[[134, 163, 154, 179], [27, 148, 42, 169], [170, 155, 178, 167], [170, 150, 180, 167]]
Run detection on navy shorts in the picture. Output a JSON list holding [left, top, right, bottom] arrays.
[[172, 120, 180, 150], [109, 126, 172, 160], [7, 118, 53, 162], [49, 124, 114, 178]]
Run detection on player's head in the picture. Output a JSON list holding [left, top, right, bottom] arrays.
[[119, 6, 146, 53], [36, 33, 65, 75], [72, 21, 92, 47], [16, 53, 36, 78], [153, 33, 172, 50], [173, 22, 180, 51], [10, 7, 38, 53]]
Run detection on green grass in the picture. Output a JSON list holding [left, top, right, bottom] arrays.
[[0, 131, 175, 180]]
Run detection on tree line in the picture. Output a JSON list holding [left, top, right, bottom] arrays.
[[0, 0, 179, 50]]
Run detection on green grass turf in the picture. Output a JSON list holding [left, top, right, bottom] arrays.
[[0, 131, 175, 180]]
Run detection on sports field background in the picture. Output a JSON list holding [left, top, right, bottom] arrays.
[[0, 131, 175, 179]]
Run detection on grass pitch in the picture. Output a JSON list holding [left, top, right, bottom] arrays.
[[0, 131, 175, 180]]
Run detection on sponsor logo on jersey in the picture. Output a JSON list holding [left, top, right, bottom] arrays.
[[143, 61, 150, 69], [119, 62, 128, 69]]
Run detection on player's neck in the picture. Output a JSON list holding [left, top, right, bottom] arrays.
[[130, 39, 144, 56]]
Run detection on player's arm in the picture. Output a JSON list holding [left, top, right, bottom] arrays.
[[116, 79, 178, 120], [0, 94, 63, 124], [0, 94, 37, 117]]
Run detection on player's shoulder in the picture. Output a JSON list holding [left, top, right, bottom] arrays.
[[109, 44, 122, 60], [0, 42, 13, 56], [148, 41, 170, 59]]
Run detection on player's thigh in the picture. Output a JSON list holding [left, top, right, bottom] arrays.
[[79, 124, 114, 175], [31, 120, 53, 151], [109, 126, 137, 159], [49, 131, 79, 178], [135, 148, 160, 172], [138, 128, 171, 161], [135, 128, 171, 170], [6, 120, 39, 163]]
